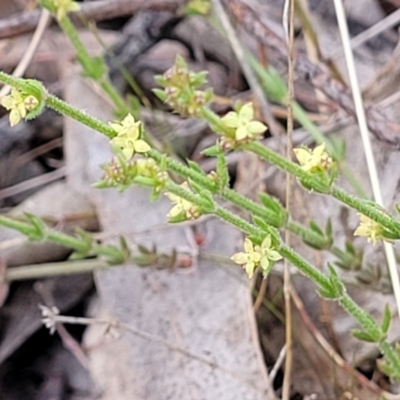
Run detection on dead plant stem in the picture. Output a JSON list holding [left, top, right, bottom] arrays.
[[333, 0, 400, 323], [282, 0, 295, 398]]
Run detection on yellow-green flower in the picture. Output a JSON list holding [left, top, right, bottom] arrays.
[[0, 88, 39, 127], [220, 102, 267, 142], [354, 213, 383, 244], [52, 0, 80, 21], [109, 114, 150, 160], [231, 235, 282, 278], [293, 143, 333, 173], [165, 182, 200, 221]]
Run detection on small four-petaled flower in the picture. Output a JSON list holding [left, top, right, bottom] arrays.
[[220, 102, 267, 142], [231, 235, 282, 279], [0, 88, 39, 127], [109, 114, 150, 160], [293, 143, 333, 173], [354, 213, 383, 245]]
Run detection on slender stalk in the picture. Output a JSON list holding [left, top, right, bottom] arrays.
[[283, 0, 295, 395], [46, 94, 116, 137], [331, 187, 400, 237], [58, 16, 128, 114], [6, 259, 108, 281], [0, 215, 121, 260], [214, 205, 264, 240], [339, 295, 381, 339], [152, 149, 329, 247], [248, 141, 400, 236], [247, 141, 329, 192]]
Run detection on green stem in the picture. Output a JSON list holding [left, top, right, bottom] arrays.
[[331, 187, 400, 237], [247, 141, 329, 192], [0, 215, 120, 259], [221, 188, 280, 226], [214, 205, 264, 240], [0, 71, 337, 250], [247, 141, 400, 236], [164, 181, 265, 241], [278, 244, 330, 288], [6, 259, 108, 281], [46, 94, 116, 137], [165, 178, 400, 371], [100, 79, 130, 114], [339, 294, 382, 339], [151, 149, 330, 248], [59, 16, 129, 114], [0, 72, 31, 91]]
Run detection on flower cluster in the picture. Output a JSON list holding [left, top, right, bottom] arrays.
[[165, 182, 201, 222], [231, 235, 282, 278], [109, 114, 150, 160], [218, 102, 267, 150], [154, 55, 213, 117], [98, 156, 167, 195], [293, 143, 333, 173], [0, 88, 39, 126], [99, 157, 137, 188]]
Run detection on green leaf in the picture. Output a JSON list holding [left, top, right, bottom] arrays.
[[309, 220, 324, 235], [175, 54, 187, 69], [137, 244, 153, 255], [248, 54, 287, 102], [327, 263, 345, 297], [24, 213, 47, 241], [381, 304, 392, 335], [119, 236, 131, 260], [104, 246, 127, 265], [186, 160, 206, 175], [253, 216, 270, 231], [189, 180, 203, 195], [189, 71, 208, 87], [198, 190, 214, 213], [381, 227, 400, 241], [154, 75, 167, 86], [259, 193, 282, 214], [69, 228, 93, 260], [318, 286, 336, 299], [153, 88, 167, 102], [202, 145, 220, 156], [345, 240, 355, 255], [325, 218, 333, 238], [351, 329, 377, 343]]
